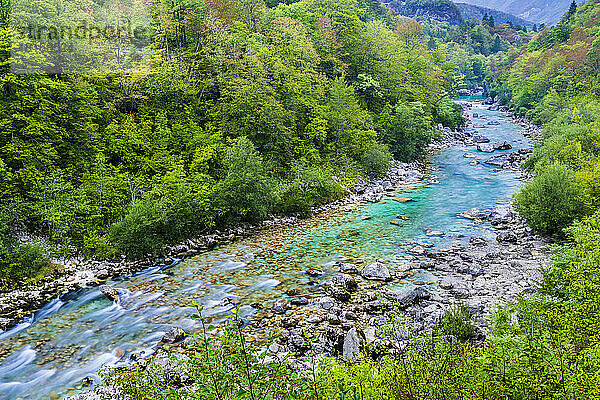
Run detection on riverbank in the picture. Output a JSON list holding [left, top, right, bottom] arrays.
[[62, 99, 552, 400], [0, 160, 435, 331]]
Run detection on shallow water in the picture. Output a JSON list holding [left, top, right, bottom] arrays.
[[0, 101, 531, 399]]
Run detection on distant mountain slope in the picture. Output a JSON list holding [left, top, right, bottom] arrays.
[[452, 0, 584, 25], [456, 3, 534, 27], [385, 0, 464, 25]]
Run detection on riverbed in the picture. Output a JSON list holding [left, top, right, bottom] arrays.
[[0, 100, 535, 399]]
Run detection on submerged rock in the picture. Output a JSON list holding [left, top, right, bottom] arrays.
[[99, 285, 119, 302], [361, 262, 392, 281]]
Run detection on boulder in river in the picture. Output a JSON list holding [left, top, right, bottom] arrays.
[[477, 143, 495, 153], [99, 285, 119, 302], [473, 134, 490, 143], [271, 299, 289, 314], [493, 141, 512, 150], [331, 275, 358, 292], [361, 262, 392, 281], [161, 326, 187, 343], [339, 263, 358, 274], [459, 208, 488, 221]]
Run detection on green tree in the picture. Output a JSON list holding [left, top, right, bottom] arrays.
[[515, 163, 585, 236], [216, 137, 273, 224]]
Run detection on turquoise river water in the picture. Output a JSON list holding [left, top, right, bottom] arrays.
[[0, 100, 531, 399]]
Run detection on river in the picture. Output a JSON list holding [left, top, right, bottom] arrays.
[[0, 99, 531, 399]]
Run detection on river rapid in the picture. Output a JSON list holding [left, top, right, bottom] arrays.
[[0, 99, 533, 399]]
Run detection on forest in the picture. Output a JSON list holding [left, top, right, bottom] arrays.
[[0, 0, 465, 290]]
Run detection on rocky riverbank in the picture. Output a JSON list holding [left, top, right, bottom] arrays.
[[65, 100, 551, 400], [0, 162, 432, 331]]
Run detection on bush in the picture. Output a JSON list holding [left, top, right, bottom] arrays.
[[383, 103, 433, 162], [110, 201, 164, 258], [110, 175, 216, 258], [515, 163, 585, 236], [276, 162, 342, 216], [105, 303, 322, 400], [435, 303, 475, 342], [359, 141, 393, 178], [216, 137, 274, 224], [0, 244, 52, 292], [433, 98, 466, 130]]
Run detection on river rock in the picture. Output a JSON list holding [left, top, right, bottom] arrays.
[[99, 285, 119, 302], [343, 328, 364, 362], [493, 141, 512, 150], [319, 296, 335, 310], [339, 263, 358, 274], [328, 286, 351, 302], [473, 134, 490, 143], [161, 327, 186, 344], [386, 287, 431, 309], [331, 275, 358, 292], [408, 245, 427, 255], [497, 231, 518, 243], [477, 143, 495, 153], [306, 268, 324, 277], [426, 230, 444, 237], [315, 328, 344, 355], [489, 205, 513, 225], [439, 278, 455, 290], [361, 262, 392, 281], [459, 208, 487, 221], [272, 299, 289, 314]]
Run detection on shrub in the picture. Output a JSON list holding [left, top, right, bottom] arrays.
[[359, 141, 393, 178], [0, 244, 52, 292], [435, 303, 475, 342], [433, 98, 466, 130], [383, 103, 433, 162], [216, 137, 275, 224], [105, 303, 322, 400], [515, 163, 585, 236], [110, 201, 164, 258], [110, 175, 216, 258], [276, 162, 342, 216]]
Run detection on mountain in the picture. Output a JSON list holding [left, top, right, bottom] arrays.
[[385, 0, 533, 27], [456, 3, 534, 27], [451, 0, 585, 25], [385, 0, 464, 25]]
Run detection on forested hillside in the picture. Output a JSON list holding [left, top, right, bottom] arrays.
[[0, 0, 464, 290], [454, 0, 583, 25]]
